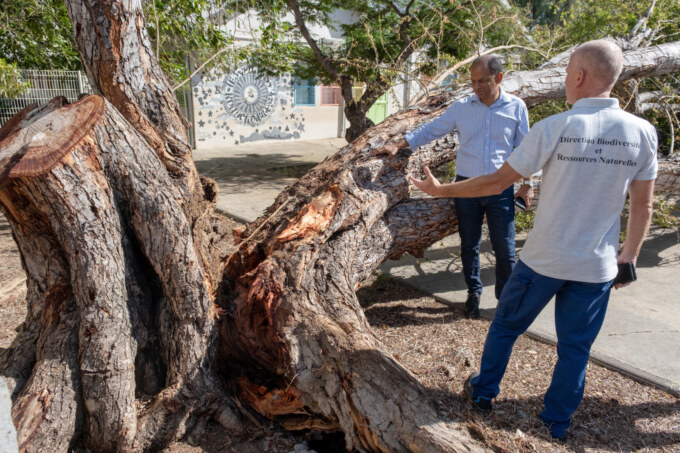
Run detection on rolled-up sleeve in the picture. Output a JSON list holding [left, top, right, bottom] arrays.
[[634, 123, 658, 180]]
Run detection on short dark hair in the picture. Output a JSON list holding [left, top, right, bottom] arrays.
[[471, 54, 503, 76]]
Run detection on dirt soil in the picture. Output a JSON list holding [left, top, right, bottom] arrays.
[[1, 212, 679, 453]]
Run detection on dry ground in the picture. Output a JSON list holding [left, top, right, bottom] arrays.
[[1, 213, 678, 453]]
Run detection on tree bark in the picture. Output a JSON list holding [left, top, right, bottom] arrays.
[[2, 4, 680, 452], [503, 40, 680, 107], [219, 106, 480, 451], [64, 0, 231, 289], [0, 95, 243, 452]]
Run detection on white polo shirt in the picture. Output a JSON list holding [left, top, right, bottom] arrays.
[[507, 97, 658, 283]]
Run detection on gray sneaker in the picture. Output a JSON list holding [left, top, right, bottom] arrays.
[[463, 372, 493, 414]]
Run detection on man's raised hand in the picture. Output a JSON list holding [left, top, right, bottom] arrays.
[[409, 166, 442, 197], [372, 138, 408, 158]]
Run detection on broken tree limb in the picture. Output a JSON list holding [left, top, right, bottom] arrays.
[[219, 104, 493, 452]]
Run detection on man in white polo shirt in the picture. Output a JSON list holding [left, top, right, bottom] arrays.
[[409, 39, 657, 439]]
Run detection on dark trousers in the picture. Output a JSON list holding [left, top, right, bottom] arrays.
[[454, 175, 516, 299], [470, 260, 612, 437]]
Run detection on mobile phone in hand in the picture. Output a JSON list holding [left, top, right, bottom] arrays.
[[514, 196, 527, 211], [613, 262, 637, 285]]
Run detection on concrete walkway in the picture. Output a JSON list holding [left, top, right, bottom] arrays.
[[194, 138, 347, 223], [193, 138, 680, 396]]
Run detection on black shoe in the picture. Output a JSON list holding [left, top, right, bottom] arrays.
[[463, 372, 493, 414], [464, 293, 481, 319]]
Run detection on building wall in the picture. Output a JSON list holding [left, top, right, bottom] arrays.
[[193, 67, 343, 148], [190, 9, 419, 149]]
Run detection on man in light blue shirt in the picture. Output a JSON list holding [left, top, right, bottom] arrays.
[[376, 55, 532, 318]]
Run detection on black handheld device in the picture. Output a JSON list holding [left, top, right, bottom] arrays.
[[613, 262, 637, 285], [514, 196, 527, 211]]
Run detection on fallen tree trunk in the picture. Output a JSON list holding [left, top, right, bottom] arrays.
[[410, 40, 680, 106], [219, 109, 476, 451], [0, 91, 489, 452], [2, 92, 678, 453]]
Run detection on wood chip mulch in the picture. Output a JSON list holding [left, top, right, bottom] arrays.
[[358, 274, 680, 453]]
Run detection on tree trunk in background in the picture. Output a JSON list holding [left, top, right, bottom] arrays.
[[1, 1, 680, 450], [410, 40, 680, 107]]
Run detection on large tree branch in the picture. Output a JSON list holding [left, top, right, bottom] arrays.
[[409, 44, 549, 105], [501, 40, 680, 106], [286, 0, 340, 82], [412, 40, 680, 108], [628, 0, 657, 48]]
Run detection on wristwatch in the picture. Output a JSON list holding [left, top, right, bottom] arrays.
[[523, 179, 537, 189]]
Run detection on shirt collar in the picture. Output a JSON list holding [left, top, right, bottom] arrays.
[[572, 97, 620, 109], [471, 88, 510, 107]]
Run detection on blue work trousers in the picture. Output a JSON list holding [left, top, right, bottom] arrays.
[[454, 175, 516, 299], [470, 260, 612, 438]]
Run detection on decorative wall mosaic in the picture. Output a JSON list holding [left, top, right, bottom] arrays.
[[222, 66, 277, 126], [194, 66, 308, 145]]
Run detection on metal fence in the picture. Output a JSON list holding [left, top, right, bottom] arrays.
[[0, 69, 196, 148], [0, 70, 92, 126], [175, 83, 196, 148]]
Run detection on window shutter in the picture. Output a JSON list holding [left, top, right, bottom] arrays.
[[321, 85, 341, 105], [294, 79, 316, 105]]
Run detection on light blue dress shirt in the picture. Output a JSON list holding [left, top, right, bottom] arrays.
[[405, 89, 530, 178]]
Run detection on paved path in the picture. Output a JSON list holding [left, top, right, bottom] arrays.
[[381, 228, 680, 396], [193, 138, 680, 396], [0, 378, 18, 453], [194, 138, 347, 223]]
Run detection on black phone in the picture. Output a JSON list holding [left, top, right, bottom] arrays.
[[613, 262, 637, 285], [514, 196, 527, 211]]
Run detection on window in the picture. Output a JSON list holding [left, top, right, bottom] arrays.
[[321, 85, 342, 105], [294, 79, 316, 106]]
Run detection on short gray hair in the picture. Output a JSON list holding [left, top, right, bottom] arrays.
[[472, 54, 503, 76]]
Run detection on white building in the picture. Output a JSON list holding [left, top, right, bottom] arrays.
[[190, 10, 410, 148]]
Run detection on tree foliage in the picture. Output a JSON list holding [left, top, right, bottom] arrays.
[[0, 0, 80, 70], [0, 0, 233, 86], [230, 0, 534, 140], [142, 0, 233, 85], [0, 58, 30, 98]]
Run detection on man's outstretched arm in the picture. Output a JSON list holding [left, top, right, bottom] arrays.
[[409, 162, 523, 198]]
